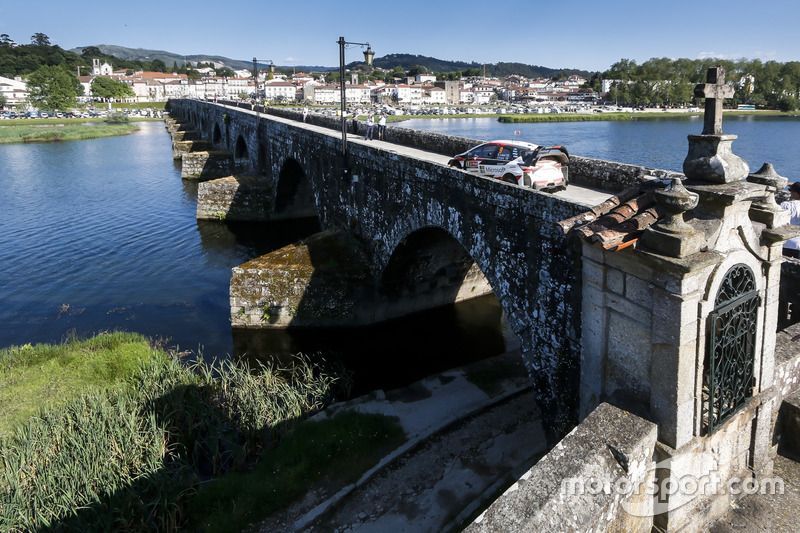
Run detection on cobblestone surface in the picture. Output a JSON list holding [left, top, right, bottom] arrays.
[[708, 454, 800, 533]]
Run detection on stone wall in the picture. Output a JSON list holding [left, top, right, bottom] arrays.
[[464, 402, 658, 533]]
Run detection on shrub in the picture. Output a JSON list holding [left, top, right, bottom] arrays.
[[105, 111, 130, 124]]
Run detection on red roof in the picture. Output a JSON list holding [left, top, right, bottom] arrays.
[[557, 180, 666, 251]]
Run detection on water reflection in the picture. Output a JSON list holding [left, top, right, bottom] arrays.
[[233, 293, 513, 396]]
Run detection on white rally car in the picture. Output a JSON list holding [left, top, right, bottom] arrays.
[[449, 140, 569, 191]]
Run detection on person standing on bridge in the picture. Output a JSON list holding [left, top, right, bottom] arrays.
[[378, 112, 387, 140], [365, 113, 375, 140], [781, 182, 800, 258]]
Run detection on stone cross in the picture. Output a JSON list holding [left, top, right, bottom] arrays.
[[695, 66, 734, 135]]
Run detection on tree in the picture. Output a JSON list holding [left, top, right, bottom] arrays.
[[91, 76, 135, 99], [777, 96, 800, 112], [26, 65, 79, 110], [0, 34, 13, 47], [150, 58, 166, 72], [390, 66, 405, 79], [30, 33, 50, 46], [407, 64, 428, 77], [0, 93, 7, 108], [81, 46, 103, 58]]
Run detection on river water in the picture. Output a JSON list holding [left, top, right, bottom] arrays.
[[0, 121, 508, 393], [401, 114, 800, 179], [1, 116, 797, 392]]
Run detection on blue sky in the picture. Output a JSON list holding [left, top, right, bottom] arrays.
[[2, 0, 798, 72]]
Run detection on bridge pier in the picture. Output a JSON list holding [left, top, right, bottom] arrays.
[[230, 229, 494, 328], [180, 150, 237, 180], [172, 138, 212, 160], [196, 175, 273, 221]]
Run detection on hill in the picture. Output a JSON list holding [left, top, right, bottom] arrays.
[[69, 44, 329, 72], [371, 53, 595, 78], [68, 45, 593, 78]]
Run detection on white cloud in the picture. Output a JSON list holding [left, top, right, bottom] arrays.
[[697, 51, 734, 60], [754, 50, 777, 60]]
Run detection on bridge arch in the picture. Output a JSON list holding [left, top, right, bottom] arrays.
[[378, 215, 532, 346], [378, 224, 526, 342], [379, 227, 487, 299], [234, 134, 249, 159], [213, 123, 223, 146], [274, 157, 318, 220]]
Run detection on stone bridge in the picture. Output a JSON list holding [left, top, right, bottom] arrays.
[[166, 94, 800, 531], [166, 98, 679, 439]]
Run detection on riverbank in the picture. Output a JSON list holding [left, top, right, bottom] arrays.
[[0, 332, 403, 532], [0, 122, 140, 143]]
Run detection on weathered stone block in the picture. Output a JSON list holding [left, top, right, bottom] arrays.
[[197, 175, 273, 221], [464, 403, 658, 533]]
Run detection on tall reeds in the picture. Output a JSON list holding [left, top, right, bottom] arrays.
[[0, 351, 346, 531]]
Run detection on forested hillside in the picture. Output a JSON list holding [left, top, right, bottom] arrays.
[[601, 57, 800, 110]]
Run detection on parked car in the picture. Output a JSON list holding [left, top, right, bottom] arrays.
[[449, 140, 569, 191]]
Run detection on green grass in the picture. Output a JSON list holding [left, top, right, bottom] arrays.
[[0, 331, 162, 438], [0, 123, 139, 143], [0, 333, 403, 532], [187, 410, 406, 533]]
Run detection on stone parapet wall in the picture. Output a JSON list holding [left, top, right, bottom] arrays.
[[652, 403, 761, 532], [771, 322, 800, 461], [569, 155, 683, 191], [464, 402, 658, 533]]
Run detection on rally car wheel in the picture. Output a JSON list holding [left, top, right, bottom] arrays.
[[502, 174, 517, 185]]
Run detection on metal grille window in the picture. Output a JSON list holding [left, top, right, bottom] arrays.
[[703, 264, 759, 434]]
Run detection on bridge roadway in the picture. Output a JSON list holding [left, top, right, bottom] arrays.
[[224, 102, 615, 208]]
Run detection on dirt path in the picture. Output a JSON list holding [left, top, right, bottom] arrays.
[[256, 373, 547, 533]]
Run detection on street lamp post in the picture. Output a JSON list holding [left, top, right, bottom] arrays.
[[337, 36, 374, 168], [252, 57, 258, 101], [252, 58, 275, 102]]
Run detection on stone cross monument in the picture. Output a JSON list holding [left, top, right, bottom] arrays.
[[696, 66, 735, 135], [683, 65, 749, 183]]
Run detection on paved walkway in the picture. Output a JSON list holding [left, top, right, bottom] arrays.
[[708, 454, 800, 532], [256, 350, 548, 533]]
